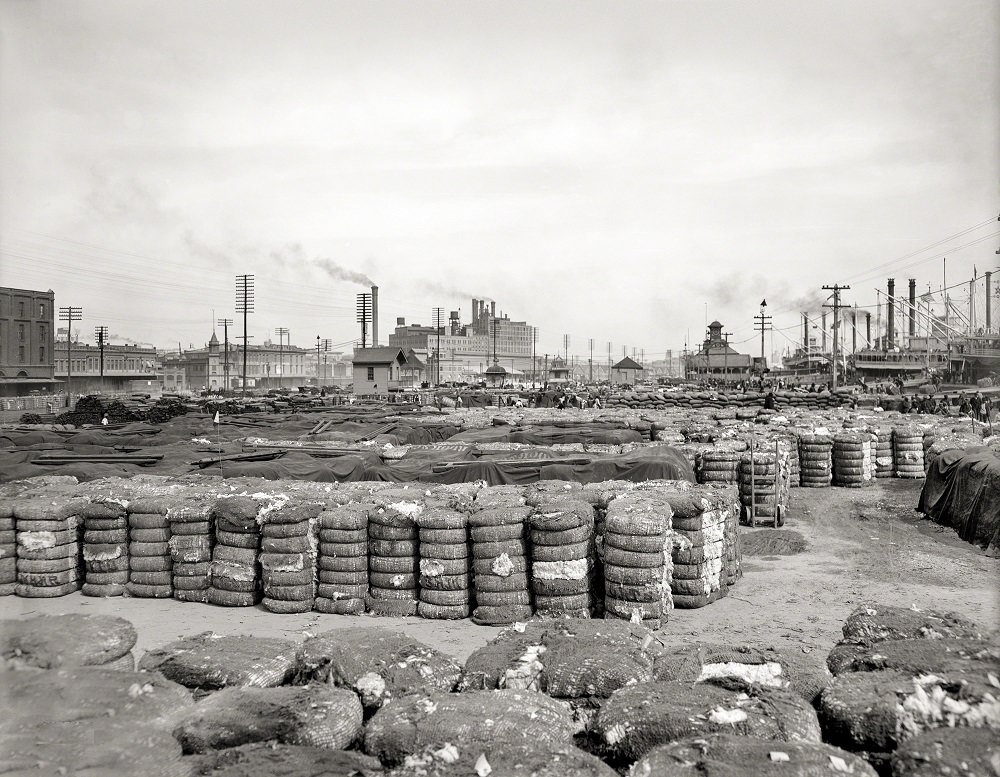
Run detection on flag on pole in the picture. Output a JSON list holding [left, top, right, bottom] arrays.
[[213, 411, 220, 424]]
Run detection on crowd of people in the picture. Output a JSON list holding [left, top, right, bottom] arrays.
[[899, 391, 993, 421]]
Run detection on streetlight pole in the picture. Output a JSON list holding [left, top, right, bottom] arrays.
[[316, 336, 321, 386]]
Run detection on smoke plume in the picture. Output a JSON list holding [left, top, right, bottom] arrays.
[[314, 257, 375, 287]]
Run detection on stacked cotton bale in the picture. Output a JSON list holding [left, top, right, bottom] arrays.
[[737, 449, 788, 526], [893, 425, 925, 478], [696, 449, 740, 485], [0, 503, 14, 595], [14, 499, 84, 598], [167, 499, 213, 603], [125, 496, 175, 599], [661, 485, 738, 608], [798, 433, 833, 487], [832, 432, 875, 488], [528, 499, 596, 618], [208, 495, 262, 607], [416, 505, 472, 620], [365, 492, 422, 617], [260, 502, 321, 614], [469, 486, 534, 626], [81, 500, 129, 597], [872, 426, 894, 478], [314, 502, 370, 615], [778, 433, 800, 487], [602, 492, 673, 629]]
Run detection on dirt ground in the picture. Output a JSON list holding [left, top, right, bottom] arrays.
[[4, 478, 997, 665]]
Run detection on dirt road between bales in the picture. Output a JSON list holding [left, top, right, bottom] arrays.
[[4, 478, 997, 664]]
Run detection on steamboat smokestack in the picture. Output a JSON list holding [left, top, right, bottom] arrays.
[[987, 272, 993, 332], [908, 279, 916, 339], [887, 278, 895, 348], [802, 313, 808, 350]]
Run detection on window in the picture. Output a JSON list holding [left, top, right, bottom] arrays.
[[367, 366, 374, 381], [17, 324, 25, 342], [18, 346, 25, 363], [39, 346, 45, 362]]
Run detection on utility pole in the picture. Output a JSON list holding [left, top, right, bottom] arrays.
[[822, 284, 850, 390], [235, 275, 254, 396], [356, 293, 372, 348], [722, 330, 732, 386], [275, 327, 289, 389], [432, 307, 444, 385], [589, 338, 594, 383], [218, 318, 233, 393], [59, 306, 82, 407], [753, 299, 771, 364], [562, 334, 570, 366], [95, 325, 108, 393], [318, 338, 331, 385], [531, 327, 537, 387], [607, 342, 612, 384]]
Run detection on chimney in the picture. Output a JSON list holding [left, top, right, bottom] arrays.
[[471, 298, 478, 322], [490, 300, 496, 319], [887, 278, 895, 348], [802, 313, 808, 350], [821, 311, 827, 351], [987, 272, 993, 332], [371, 285, 379, 346]]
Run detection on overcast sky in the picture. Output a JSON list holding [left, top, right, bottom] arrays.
[[1, 0, 997, 362]]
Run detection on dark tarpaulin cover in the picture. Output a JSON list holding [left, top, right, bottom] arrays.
[[918, 446, 1000, 552]]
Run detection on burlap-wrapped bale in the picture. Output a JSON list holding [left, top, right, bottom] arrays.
[[601, 493, 672, 629], [137, 632, 298, 690], [417, 506, 472, 620], [629, 733, 877, 777], [366, 495, 421, 617], [459, 618, 659, 708], [469, 504, 534, 625], [818, 666, 1000, 768], [893, 425, 925, 478], [529, 500, 596, 618], [827, 602, 988, 674], [259, 501, 321, 614], [315, 502, 372, 615], [651, 642, 831, 704], [592, 680, 821, 764], [832, 432, 875, 487], [126, 497, 174, 599], [364, 689, 577, 766], [1, 717, 190, 777], [209, 496, 262, 607], [891, 727, 1000, 777], [188, 742, 384, 777], [80, 499, 129, 596], [829, 636, 998, 677], [296, 628, 462, 712], [172, 684, 363, 753], [1, 612, 136, 669], [167, 499, 214, 603], [13, 497, 83, 598], [798, 434, 833, 488], [386, 741, 617, 777], [0, 665, 193, 726]]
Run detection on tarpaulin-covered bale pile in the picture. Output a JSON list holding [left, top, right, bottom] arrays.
[[818, 602, 1000, 775], [918, 446, 1000, 554]]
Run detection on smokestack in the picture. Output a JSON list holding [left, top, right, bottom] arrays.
[[908, 279, 916, 339], [987, 272, 993, 332], [490, 301, 496, 319], [371, 286, 379, 346], [802, 313, 808, 350], [472, 298, 478, 322], [866, 313, 871, 347], [887, 278, 895, 348], [821, 312, 827, 351]]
